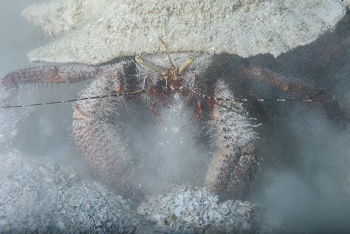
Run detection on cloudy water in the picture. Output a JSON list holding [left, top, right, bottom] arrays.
[[1, 1, 350, 233]]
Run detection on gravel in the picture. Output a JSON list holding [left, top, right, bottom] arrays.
[[0, 149, 260, 233]]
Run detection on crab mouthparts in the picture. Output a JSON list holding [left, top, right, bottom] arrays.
[[169, 81, 183, 93]]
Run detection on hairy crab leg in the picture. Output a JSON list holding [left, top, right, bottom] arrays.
[[0, 64, 102, 113], [205, 80, 259, 200], [2, 60, 144, 201], [242, 67, 350, 128], [2, 65, 99, 89], [72, 61, 144, 202], [242, 67, 324, 96]]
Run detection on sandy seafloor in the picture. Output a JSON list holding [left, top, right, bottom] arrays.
[[1, 1, 350, 233]]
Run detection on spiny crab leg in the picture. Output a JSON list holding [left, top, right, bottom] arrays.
[[2, 65, 99, 89], [72, 61, 145, 202], [205, 80, 259, 200], [242, 66, 350, 128], [242, 67, 321, 96]]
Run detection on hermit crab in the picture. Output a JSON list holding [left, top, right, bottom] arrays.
[[1, 0, 350, 204], [2, 32, 350, 202]]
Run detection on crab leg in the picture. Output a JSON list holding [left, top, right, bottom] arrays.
[[72, 61, 144, 202], [205, 80, 259, 200], [2, 65, 100, 89], [242, 67, 350, 128], [242, 67, 326, 97]]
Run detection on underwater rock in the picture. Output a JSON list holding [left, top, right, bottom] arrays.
[[22, 0, 346, 65]]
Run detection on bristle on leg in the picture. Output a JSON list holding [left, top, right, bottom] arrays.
[[205, 80, 259, 200]]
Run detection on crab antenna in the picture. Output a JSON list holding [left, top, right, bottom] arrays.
[[0, 89, 334, 109], [135, 56, 167, 75], [189, 88, 333, 103], [178, 55, 194, 75], [0, 90, 146, 108], [159, 38, 176, 70]]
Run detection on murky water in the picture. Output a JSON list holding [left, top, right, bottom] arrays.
[[1, 1, 350, 233]]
